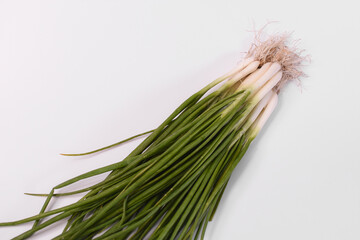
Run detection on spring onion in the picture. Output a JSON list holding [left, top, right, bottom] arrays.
[[0, 33, 306, 240]]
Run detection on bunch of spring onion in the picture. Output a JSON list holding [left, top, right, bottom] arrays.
[[0, 33, 306, 240]]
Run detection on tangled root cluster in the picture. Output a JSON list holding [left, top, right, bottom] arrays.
[[246, 32, 309, 92]]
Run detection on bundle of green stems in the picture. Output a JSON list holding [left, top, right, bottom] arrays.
[[0, 34, 305, 240]]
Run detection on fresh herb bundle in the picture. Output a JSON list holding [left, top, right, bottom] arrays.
[[0, 33, 306, 240]]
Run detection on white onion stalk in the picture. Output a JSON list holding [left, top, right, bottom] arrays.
[[230, 90, 275, 145], [251, 63, 281, 91], [224, 57, 255, 78], [250, 91, 279, 139], [205, 57, 258, 92], [229, 61, 260, 83], [221, 62, 282, 119]]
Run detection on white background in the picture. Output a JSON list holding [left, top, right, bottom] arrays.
[[1, 0, 360, 239]]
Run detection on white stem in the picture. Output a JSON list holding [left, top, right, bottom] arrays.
[[224, 57, 255, 78], [232, 90, 275, 137], [229, 61, 260, 83], [233, 91, 276, 146], [251, 92, 278, 138], [251, 62, 281, 91], [253, 71, 282, 102], [222, 68, 280, 118], [221, 62, 281, 121], [202, 58, 257, 92], [248, 91, 275, 125], [239, 62, 272, 90]]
